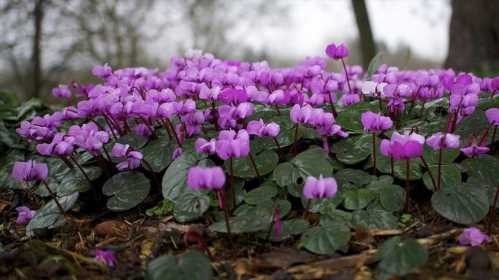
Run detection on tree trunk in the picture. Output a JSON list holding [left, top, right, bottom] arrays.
[[32, 0, 44, 98], [351, 0, 376, 68], [445, 0, 499, 73]]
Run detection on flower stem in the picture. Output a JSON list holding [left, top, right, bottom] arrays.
[[488, 184, 499, 234], [404, 159, 411, 211], [230, 157, 235, 210], [437, 149, 443, 191], [390, 157, 394, 177], [328, 92, 338, 117], [420, 156, 437, 191], [165, 119, 182, 147], [290, 124, 299, 154], [491, 126, 497, 145], [372, 133, 377, 176], [141, 159, 160, 188], [42, 181, 65, 214], [272, 137, 281, 150], [219, 190, 231, 235], [103, 114, 119, 140], [248, 153, 261, 178], [340, 58, 353, 95], [69, 155, 92, 184]]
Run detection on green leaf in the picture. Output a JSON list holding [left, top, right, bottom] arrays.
[[455, 109, 491, 143], [300, 224, 351, 255], [352, 209, 398, 229], [146, 199, 174, 217], [102, 172, 151, 211], [377, 236, 428, 277], [162, 152, 208, 200], [270, 219, 310, 241], [343, 189, 376, 210], [431, 184, 489, 225], [335, 134, 372, 165], [422, 147, 460, 165], [244, 181, 278, 205], [285, 146, 334, 197], [377, 184, 405, 212], [174, 191, 210, 222], [225, 150, 279, 179], [423, 164, 461, 191], [27, 193, 79, 234], [142, 137, 175, 172], [367, 53, 383, 78], [463, 155, 499, 206], [145, 251, 212, 280], [335, 168, 373, 187], [374, 150, 423, 180], [273, 162, 300, 188]]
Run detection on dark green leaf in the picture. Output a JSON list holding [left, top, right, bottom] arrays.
[[343, 189, 376, 210], [145, 251, 212, 280], [174, 191, 210, 222], [142, 137, 175, 172], [102, 172, 150, 211], [431, 184, 489, 225], [352, 209, 398, 229], [335, 135, 372, 165], [300, 224, 351, 255], [377, 236, 428, 277], [225, 150, 279, 179], [27, 193, 79, 234]]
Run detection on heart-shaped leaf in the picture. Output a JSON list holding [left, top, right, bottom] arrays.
[[377, 236, 428, 277], [352, 209, 398, 229], [300, 223, 351, 255], [145, 251, 212, 280], [335, 135, 372, 165], [431, 184, 489, 225], [102, 172, 150, 211], [162, 152, 208, 200], [142, 137, 175, 172], [343, 189, 377, 210], [335, 168, 374, 187], [174, 191, 210, 222], [463, 154, 499, 207], [225, 150, 279, 179], [244, 181, 279, 205], [423, 164, 461, 191], [273, 162, 300, 188], [27, 192, 79, 234], [377, 184, 405, 212]]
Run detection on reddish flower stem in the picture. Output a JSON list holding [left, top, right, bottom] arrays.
[[42, 181, 65, 214], [248, 153, 261, 178], [488, 184, 499, 234]]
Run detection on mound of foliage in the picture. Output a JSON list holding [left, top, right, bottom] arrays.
[[4, 44, 499, 279]]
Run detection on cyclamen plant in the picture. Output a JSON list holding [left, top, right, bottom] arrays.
[[9, 42, 499, 273]]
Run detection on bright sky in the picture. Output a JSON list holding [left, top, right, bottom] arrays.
[[244, 0, 451, 62]]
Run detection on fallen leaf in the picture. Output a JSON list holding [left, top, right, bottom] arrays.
[[94, 220, 128, 238]]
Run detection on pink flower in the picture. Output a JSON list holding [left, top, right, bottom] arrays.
[[303, 175, 338, 199], [247, 119, 280, 137], [325, 43, 349, 60], [52, 85, 72, 99], [95, 249, 117, 267], [215, 130, 250, 160], [290, 104, 314, 124], [361, 111, 393, 133], [16, 206, 36, 225], [426, 132, 460, 150], [461, 143, 489, 158], [187, 166, 226, 190], [485, 108, 499, 126], [380, 132, 425, 160], [11, 160, 48, 182], [458, 227, 490, 247]]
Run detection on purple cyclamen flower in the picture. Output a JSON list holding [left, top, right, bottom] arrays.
[[172, 147, 182, 160], [246, 119, 280, 137], [303, 175, 338, 199], [485, 108, 499, 126], [92, 64, 112, 78], [460, 143, 490, 158], [426, 132, 460, 150], [95, 249, 117, 267], [111, 143, 130, 158], [380, 132, 425, 160], [11, 160, 48, 182], [361, 111, 393, 133], [16, 206, 36, 225], [52, 85, 72, 99], [339, 94, 360, 106], [325, 43, 349, 60], [195, 138, 217, 154], [458, 227, 490, 247], [187, 166, 226, 190], [215, 130, 250, 160], [290, 104, 313, 124]]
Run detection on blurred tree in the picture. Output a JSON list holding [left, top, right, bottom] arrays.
[[32, 0, 44, 98], [445, 0, 499, 73], [351, 0, 376, 68]]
